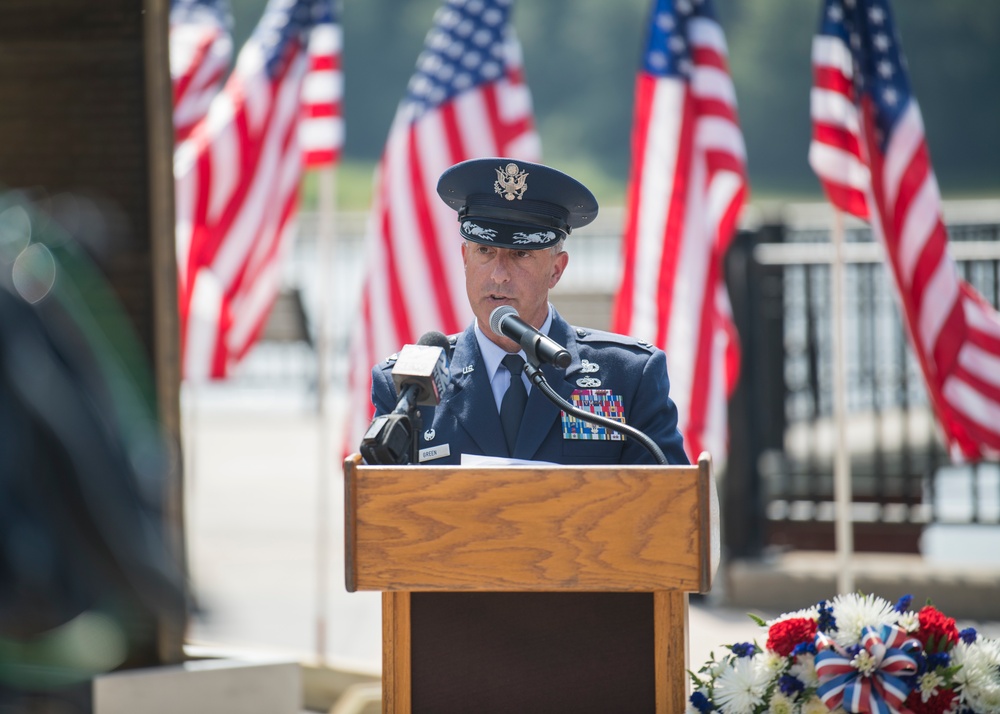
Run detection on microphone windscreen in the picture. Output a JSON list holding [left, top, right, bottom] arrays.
[[392, 331, 451, 405], [489, 305, 517, 335], [417, 330, 451, 363]]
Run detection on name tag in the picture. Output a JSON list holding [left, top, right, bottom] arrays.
[[419, 443, 451, 462]]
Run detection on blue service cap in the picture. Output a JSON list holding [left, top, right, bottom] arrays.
[[436, 158, 599, 250]]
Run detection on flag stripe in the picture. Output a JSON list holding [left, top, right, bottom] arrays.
[[170, 0, 234, 142], [344, 0, 540, 457], [810, 0, 1000, 460], [175, 0, 335, 380], [612, 0, 747, 462]]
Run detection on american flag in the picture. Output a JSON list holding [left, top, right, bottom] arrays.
[[300, 0, 343, 167], [175, 0, 336, 380], [169, 0, 233, 143], [610, 0, 747, 464], [810, 0, 1000, 460], [344, 0, 540, 455]]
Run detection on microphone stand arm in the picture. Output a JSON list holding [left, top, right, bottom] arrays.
[[361, 386, 423, 465], [390, 388, 423, 465], [523, 362, 668, 466]]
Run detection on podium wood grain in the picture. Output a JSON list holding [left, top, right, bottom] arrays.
[[344, 454, 719, 713], [345, 459, 715, 593]]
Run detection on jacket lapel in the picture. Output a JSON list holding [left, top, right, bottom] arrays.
[[514, 313, 582, 459], [440, 326, 509, 457]]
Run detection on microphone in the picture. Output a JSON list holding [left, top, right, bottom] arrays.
[[489, 305, 571, 369], [390, 331, 451, 413], [361, 331, 450, 465]]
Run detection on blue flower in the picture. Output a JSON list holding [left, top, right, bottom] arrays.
[[689, 690, 714, 712], [959, 627, 977, 643], [927, 651, 951, 670], [817, 600, 837, 633], [778, 674, 805, 696], [792, 641, 817, 656], [894, 594, 913, 612], [731, 642, 756, 658]]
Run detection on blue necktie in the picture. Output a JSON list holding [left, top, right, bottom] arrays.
[[499, 354, 527, 453]]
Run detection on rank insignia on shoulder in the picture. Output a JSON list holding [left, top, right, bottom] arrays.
[[561, 389, 625, 441]]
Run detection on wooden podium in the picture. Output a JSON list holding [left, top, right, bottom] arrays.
[[344, 454, 720, 713]]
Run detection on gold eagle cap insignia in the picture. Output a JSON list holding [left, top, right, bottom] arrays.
[[494, 162, 529, 201]]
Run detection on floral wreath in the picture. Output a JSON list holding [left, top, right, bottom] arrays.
[[688, 593, 1000, 714]]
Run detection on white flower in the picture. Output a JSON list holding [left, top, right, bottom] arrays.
[[829, 593, 898, 648], [789, 653, 820, 688], [851, 648, 879, 676], [707, 656, 728, 678], [765, 606, 819, 628], [766, 691, 795, 714], [713, 656, 770, 714], [954, 637, 1000, 711], [756, 649, 788, 679], [800, 695, 836, 714], [917, 670, 945, 702], [896, 610, 920, 633]]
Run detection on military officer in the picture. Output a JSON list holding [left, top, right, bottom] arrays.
[[367, 157, 690, 713], [370, 156, 688, 467]]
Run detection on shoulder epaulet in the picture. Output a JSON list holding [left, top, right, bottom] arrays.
[[573, 327, 656, 352]]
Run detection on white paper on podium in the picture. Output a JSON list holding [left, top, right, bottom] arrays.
[[460, 453, 557, 467]]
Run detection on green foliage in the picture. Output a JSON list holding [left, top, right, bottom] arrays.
[[299, 159, 377, 211]]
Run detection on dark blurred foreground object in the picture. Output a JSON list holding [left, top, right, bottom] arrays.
[[0, 194, 188, 712]]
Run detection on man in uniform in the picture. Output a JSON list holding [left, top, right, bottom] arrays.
[[367, 157, 689, 713], [370, 157, 688, 467]]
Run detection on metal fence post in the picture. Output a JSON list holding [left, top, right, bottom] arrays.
[[724, 225, 787, 559]]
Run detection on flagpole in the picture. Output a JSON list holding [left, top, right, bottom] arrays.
[[314, 166, 336, 663], [831, 208, 854, 595]]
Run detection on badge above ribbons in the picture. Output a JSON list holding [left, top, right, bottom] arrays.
[[561, 389, 625, 440]]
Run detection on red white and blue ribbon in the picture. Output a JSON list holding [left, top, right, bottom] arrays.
[[815, 623, 920, 713]]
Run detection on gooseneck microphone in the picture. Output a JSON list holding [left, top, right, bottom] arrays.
[[521, 361, 668, 465], [360, 331, 451, 465], [489, 305, 571, 369], [487, 307, 667, 464]]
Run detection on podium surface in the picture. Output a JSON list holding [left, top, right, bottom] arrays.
[[345, 455, 719, 713]]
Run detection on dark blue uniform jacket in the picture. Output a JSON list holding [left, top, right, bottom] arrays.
[[371, 310, 688, 466]]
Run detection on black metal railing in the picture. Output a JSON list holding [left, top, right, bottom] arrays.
[[726, 211, 1000, 556]]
